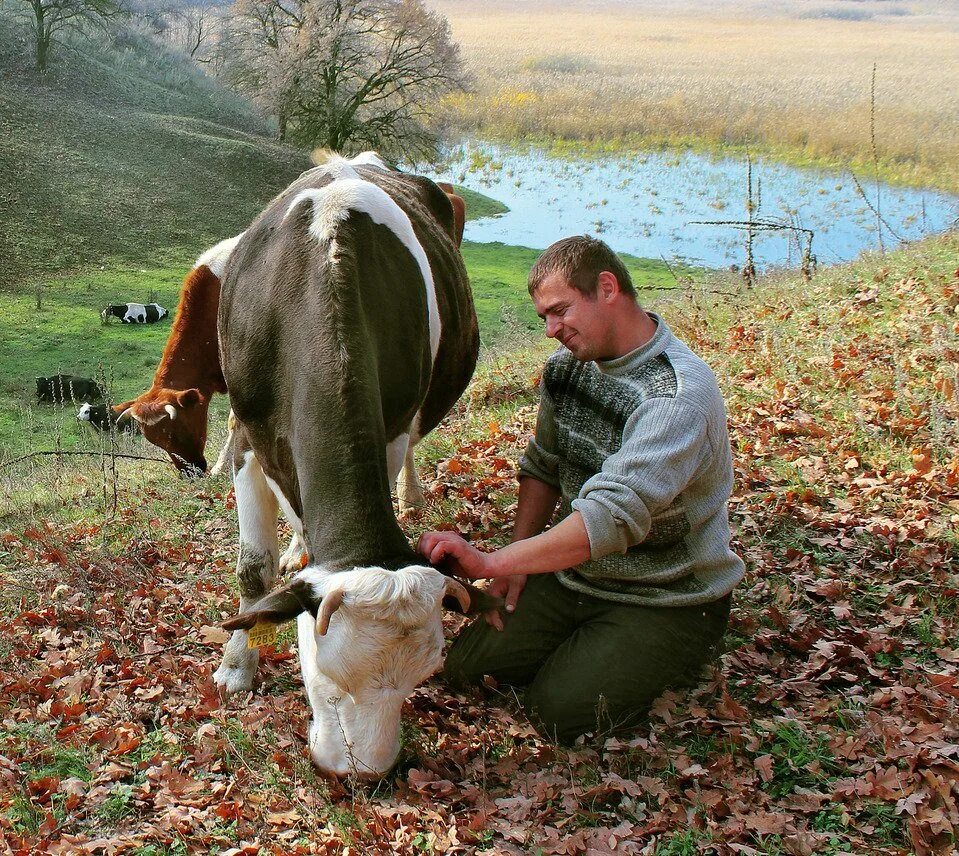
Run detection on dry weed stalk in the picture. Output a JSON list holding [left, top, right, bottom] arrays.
[[690, 156, 816, 286]]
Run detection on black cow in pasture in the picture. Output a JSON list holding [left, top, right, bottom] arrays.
[[101, 303, 169, 324], [77, 402, 139, 434], [36, 375, 103, 404]]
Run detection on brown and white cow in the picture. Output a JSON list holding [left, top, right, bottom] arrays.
[[115, 171, 467, 502], [214, 152, 490, 778], [113, 236, 241, 477]]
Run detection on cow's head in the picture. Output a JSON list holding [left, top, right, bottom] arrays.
[[223, 565, 499, 779], [114, 388, 210, 476]]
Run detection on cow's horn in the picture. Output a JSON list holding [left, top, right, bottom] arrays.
[[164, 404, 177, 420], [117, 406, 137, 425], [316, 588, 345, 636], [443, 577, 471, 613]]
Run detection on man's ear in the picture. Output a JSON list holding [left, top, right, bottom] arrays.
[[176, 388, 202, 408], [221, 578, 321, 630], [597, 270, 619, 301]]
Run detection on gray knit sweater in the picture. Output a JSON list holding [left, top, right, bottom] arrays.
[[518, 314, 745, 607]]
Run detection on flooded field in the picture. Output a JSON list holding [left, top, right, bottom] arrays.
[[438, 142, 958, 269]]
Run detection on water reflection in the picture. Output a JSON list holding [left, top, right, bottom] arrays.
[[435, 142, 958, 269]]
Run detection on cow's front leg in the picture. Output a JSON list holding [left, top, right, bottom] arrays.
[[214, 449, 279, 695]]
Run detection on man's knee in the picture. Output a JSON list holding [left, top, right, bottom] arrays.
[[525, 681, 600, 745], [525, 679, 646, 745]]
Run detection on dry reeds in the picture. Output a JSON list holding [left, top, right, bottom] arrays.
[[435, 1, 959, 191]]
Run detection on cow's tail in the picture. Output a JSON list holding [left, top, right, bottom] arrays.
[[210, 409, 237, 477]]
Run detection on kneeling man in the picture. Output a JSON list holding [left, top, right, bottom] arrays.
[[419, 236, 744, 744]]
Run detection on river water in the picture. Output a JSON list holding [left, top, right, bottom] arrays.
[[435, 142, 958, 269]]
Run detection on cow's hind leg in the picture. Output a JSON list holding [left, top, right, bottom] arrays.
[[214, 444, 279, 696], [396, 442, 426, 512]]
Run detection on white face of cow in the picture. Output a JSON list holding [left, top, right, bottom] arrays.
[[295, 565, 450, 779]]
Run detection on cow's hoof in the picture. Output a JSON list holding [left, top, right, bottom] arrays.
[[213, 663, 255, 697], [278, 539, 308, 574], [397, 490, 426, 515]]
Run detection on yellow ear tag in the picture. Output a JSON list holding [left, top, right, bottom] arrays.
[[247, 621, 277, 649]]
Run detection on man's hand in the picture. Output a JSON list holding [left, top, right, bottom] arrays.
[[417, 530, 497, 580], [485, 574, 527, 630]]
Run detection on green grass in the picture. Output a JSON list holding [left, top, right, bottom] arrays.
[[454, 185, 509, 220], [755, 721, 846, 799], [0, 242, 684, 458], [0, 14, 512, 290]]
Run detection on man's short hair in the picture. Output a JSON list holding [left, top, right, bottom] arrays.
[[528, 236, 636, 299]]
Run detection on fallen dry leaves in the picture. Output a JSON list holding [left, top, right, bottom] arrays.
[[0, 243, 957, 853]]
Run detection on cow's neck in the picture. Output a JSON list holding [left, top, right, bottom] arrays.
[[152, 264, 226, 396], [304, 455, 414, 571], [291, 393, 416, 572]]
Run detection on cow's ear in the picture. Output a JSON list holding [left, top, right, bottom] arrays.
[[221, 578, 321, 631], [176, 388, 202, 408], [114, 400, 138, 426]]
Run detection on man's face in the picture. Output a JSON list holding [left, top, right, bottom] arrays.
[[531, 271, 612, 361]]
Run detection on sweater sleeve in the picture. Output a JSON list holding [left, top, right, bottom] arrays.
[[571, 398, 710, 559], [517, 382, 561, 488]]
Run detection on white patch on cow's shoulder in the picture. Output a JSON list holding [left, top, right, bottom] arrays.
[[284, 179, 441, 360], [195, 232, 245, 279], [310, 151, 388, 180]]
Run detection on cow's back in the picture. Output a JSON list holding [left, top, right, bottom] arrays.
[[218, 164, 473, 564]]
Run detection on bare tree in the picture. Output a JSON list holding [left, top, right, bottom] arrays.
[[221, 0, 467, 160], [164, 4, 218, 60], [17, 0, 126, 72]]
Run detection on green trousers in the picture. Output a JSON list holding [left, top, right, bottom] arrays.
[[444, 573, 731, 744]]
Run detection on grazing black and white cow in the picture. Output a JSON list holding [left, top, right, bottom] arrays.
[[101, 302, 169, 324], [214, 152, 491, 779], [36, 374, 102, 404], [77, 402, 139, 434]]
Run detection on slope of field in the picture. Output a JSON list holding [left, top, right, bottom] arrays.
[[0, 234, 955, 853], [435, 0, 959, 193], [0, 14, 312, 286]]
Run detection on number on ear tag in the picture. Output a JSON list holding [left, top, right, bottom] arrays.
[[247, 621, 277, 649]]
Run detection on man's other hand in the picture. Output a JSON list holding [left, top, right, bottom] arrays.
[[417, 530, 495, 580], [485, 574, 527, 630]]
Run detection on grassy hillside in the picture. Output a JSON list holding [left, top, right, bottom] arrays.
[[0, 13, 312, 286], [0, 234, 955, 852]]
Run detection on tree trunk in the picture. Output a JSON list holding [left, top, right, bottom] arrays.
[[34, 9, 50, 73], [277, 110, 287, 141], [37, 34, 50, 73]]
